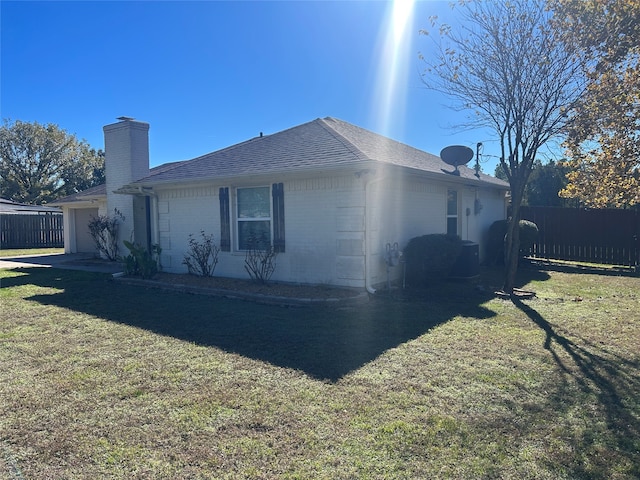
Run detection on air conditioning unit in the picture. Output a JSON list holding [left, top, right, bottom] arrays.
[[450, 241, 479, 279]]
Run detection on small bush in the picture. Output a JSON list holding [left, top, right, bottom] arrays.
[[244, 237, 277, 284], [87, 209, 124, 261], [183, 231, 219, 277], [403, 234, 463, 285], [488, 219, 539, 264], [519, 220, 539, 255], [123, 241, 160, 279]]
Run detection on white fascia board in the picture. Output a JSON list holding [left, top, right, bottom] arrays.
[[124, 162, 375, 191]]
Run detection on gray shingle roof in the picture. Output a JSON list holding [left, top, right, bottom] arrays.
[[51, 161, 187, 205], [0, 198, 61, 214], [49, 184, 107, 205], [133, 117, 508, 188]]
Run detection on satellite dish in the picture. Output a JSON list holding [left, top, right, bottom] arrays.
[[440, 145, 474, 176]]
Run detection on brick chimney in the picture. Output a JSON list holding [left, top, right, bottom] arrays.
[[103, 117, 150, 252]]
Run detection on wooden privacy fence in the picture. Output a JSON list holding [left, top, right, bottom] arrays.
[[520, 206, 640, 267], [0, 213, 64, 249]]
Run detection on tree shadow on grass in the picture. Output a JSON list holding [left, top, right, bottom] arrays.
[[513, 298, 640, 477], [6, 267, 499, 382]]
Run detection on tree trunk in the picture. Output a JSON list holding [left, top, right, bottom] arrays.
[[503, 181, 525, 294], [503, 210, 521, 294]]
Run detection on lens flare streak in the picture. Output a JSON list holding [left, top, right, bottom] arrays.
[[371, 0, 415, 137]]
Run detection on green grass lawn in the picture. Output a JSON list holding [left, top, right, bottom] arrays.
[[1, 266, 638, 479], [0, 247, 64, 257]]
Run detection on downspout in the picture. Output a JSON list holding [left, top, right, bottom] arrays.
[[363, 170, 385, 295]]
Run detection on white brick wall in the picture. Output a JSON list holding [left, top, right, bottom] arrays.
[[475, 187, 508, 262], [150, 172, 506, 288], [284, 185, 342, 284], [156, 188, 217, 271], [364, 177, 507, 286]]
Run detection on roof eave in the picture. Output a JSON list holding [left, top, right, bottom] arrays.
[[395, 165, 510, 189], [118, 161, 508, 193], [119, 161, 376, 191], [49, 195, 106, 206]]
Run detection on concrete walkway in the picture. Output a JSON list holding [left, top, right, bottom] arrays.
[[0, 253, 123, 274]]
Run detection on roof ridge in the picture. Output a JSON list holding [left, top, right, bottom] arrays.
[[327, 117, 440, 158], [199, 118, 325, 158], [319, 117, 439, 163], [317, 117, 369, 161]]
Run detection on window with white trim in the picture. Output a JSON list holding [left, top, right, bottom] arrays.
[[447, 189, 458, 236], [236, 186, 272, 250]]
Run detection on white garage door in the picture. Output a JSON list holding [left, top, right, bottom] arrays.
[[74, 208, 98, 253]]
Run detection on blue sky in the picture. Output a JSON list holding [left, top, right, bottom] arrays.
[[1, 0, 502, 174]]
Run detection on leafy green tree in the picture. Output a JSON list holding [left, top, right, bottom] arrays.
[[421, 0, 583, 295], [495, 160, 573, 207], [494, 163, 508, 182], [550, 0, 640, 208], [0, 119, 104, 204], [527, 160, 573, 207]]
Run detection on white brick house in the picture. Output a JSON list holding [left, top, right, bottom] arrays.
[[54, 117, 509, 291]]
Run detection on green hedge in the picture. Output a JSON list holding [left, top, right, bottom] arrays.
[[488, 219, 539, 264], [403, 234, 463, 285]]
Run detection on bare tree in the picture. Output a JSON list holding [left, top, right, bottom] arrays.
[[420, 0, 584, 295]]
